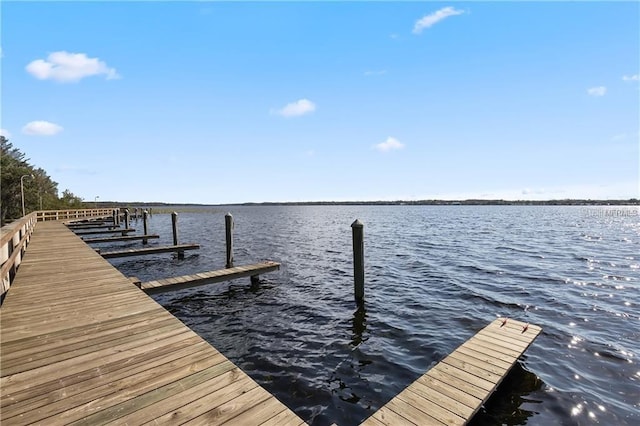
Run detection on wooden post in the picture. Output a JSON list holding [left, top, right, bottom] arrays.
[[172, 211, 184, 259], [225, 213, 234, 268], [142, 210, 149, 245], [171, 212, 179, 245], [112, 209, 117, 227], [123, 209, 130, 236], [351, 219, 365, 305]]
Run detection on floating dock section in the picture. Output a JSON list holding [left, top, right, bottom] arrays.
[[362, 317, 541, 425]]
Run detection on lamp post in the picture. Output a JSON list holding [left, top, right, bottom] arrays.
[[95, 195, 100, 208], [20, 174, 34, 217]]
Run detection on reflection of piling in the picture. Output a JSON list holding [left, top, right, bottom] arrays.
[[142, 210, 149, 244], [351, 219, 364, 305], [172, 212, 184, 259], [352, 305, 366, 347], [225, 213, 234, 268]]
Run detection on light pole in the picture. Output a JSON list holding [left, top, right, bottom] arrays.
[[95, 195, 99, 208], [20, 174, 34, 217]]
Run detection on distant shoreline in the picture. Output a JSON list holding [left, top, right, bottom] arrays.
[[99, 199, 640, 207]]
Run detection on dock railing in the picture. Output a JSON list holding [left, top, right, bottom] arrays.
[[1, 209, 113, 299], [36, 208, 114, 222]]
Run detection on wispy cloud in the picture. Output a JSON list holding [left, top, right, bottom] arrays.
[[611, 133, 628, 141], [0, 128, 11, 138], [271, 99, 316, 118], [587, 86, 607, 97], [22, 120, 63, 136], [364, 70, 387, 76], [413, 7, 465, 34], [374, 137, 405, 152], [622, 74, 639, 81], [26, 51, 120, 83]]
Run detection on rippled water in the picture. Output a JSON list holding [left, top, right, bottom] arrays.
[[104, 205, 640, 425]]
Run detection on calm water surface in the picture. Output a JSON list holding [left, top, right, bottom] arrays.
[[105, 206, 640, 425]]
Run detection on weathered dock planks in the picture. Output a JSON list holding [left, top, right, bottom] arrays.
[[100, 243, 200, 258], [82, 234, 160, 243], [73, 228, 136, 236], [141, 261, 281, 295], [0, 221, 304, 425], [361, 317, 542, 425]]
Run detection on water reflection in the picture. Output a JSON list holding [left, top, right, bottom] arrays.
[[469, 362, 544, 426]]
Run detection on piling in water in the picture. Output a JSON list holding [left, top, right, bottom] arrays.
[[351, 219, 364, 305], [225, 213, 234, 268]]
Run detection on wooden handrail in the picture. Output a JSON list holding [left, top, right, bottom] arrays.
[[1, 213, 38, 297]]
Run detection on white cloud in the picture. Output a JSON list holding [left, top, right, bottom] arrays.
[[623, 74, 639, 81], [413, 7, 465, 34], [587, 86, 607, 96], [0, 128, 11, 138], [364, 70, 387, 76], [26, 51, 120, 83], [271, 99, 316, 118], [374, 137, 405, 152], [22, 121, 64, 136]]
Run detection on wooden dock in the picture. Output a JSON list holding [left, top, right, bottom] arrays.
[[0, 221, 305, 425], [82, 234, 160, 243], [100, 243, 200, 259], [361, 317, 541, 425], [73, 228, 136, 236], [141, 261, 281, 295]]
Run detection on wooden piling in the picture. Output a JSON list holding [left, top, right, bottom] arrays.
[[351, 219, 364, 304], [123, 209, 130, 236], [172, 211, 184, 259], [142, 210, 149, 244], [225, 213, 234, 268]]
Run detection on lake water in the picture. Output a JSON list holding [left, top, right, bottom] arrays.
[[103, 205, 640, 425]]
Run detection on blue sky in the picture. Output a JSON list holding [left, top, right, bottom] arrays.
[[2, 2, 638, 203]]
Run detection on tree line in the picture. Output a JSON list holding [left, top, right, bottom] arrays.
[[1, 136, 86, 225]]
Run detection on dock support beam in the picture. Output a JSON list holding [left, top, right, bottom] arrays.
[[351, 219, 364, 305], [225, 213, 234, 268]]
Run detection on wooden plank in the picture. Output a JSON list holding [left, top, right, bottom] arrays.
[[0, 221, 303, 425], [141, 261, 280, 295], [100, 243, 200, 258], [362, 318, 541, 425], [366, 405, 418, 425], [82, 234, 160, 243], [99, 366, 244, 425], [259, 409, 307, 426], [73, 228, 136, 235], [148, 375, 259, 424]]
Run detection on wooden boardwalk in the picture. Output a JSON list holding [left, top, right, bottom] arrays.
[[0, 221, 305, 425], [141, 262, 281, 295], [362, 318, 541, 425]]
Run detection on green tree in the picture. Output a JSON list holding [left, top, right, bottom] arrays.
[[59, 189, 84, 208], [1, 136, 32, 223], [1, 136, 83, 224]]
